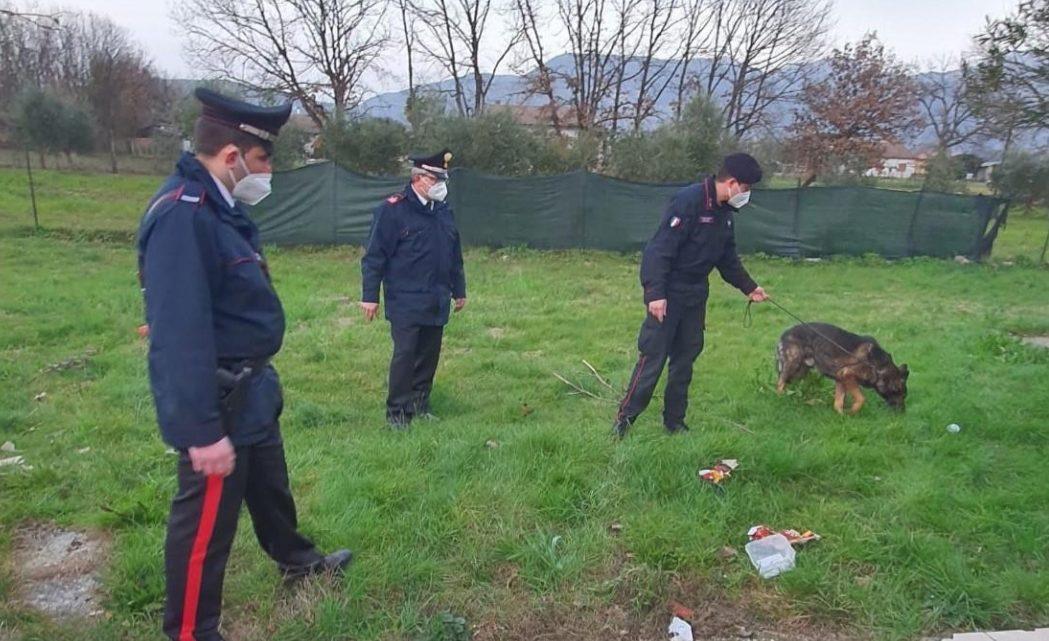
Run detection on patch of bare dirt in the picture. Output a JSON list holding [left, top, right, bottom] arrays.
[[1019, 335, 1049, 349], [470, 571, 867, 641], [10, 523, 108, 620]]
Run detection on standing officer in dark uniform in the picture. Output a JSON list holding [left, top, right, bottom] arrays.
[[138, 88, 351, 641], [360, 149, 467, 429], [613, 153, 770, 438]]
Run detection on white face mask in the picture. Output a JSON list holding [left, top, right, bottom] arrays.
[[727, 183, 751, 209], [229, 154, 273, 205], [428, 180, 448, 202]]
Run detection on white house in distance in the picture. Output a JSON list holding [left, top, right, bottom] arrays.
[[865, 142, 929, 179]]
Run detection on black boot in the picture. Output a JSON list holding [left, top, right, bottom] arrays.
[[664, 421, 690, 434], [280, 549, 353, 580], [612, 415, 635, 439], [387, 409, 412, 431]]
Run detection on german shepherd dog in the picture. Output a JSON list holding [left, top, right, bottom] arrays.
[[776, 323, 909, 414]]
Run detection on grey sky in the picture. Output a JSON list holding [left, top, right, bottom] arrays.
[[52, 0, 1018, 89]]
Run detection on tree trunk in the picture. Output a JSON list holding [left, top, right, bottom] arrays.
[[38, 150, 46, 170], [108, 130, 118, 174]]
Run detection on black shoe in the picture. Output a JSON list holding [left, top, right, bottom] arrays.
[[664, 421, 690, 434], [280, 549, 353, 580], [612, 415, 634, 439], [387, 411, 412, 431]]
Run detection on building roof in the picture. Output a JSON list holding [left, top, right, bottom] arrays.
[[880, 142, 924, 160], [489, 104, 579, 128]]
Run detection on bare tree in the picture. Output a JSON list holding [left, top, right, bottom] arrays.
[[608, 0, 644, 133], [714, 0, 832, 138], [917, 56, 981, 152], [396, 0, 417, 111], [629, 0, 684, 131], [672, 0, 714, 119], [555, 0, 632, 129], [510, 0, 564, 132], [80, 16, 163, 173], [176, 0, 390, 128], [410, 0, 519, 116]]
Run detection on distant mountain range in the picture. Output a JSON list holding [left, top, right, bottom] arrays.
[[168, 53, 1045, 157]]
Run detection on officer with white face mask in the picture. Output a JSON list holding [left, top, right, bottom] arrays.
[[361, 149, 468, 429], [612, 152, 769, 438], [138, 88, 352, 641]]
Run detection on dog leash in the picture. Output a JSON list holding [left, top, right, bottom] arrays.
[[745, 298, 856, 358]]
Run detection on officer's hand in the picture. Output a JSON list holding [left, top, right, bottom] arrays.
[[454, 298, 467, 312], [749, 286, 769, 303], [648, 299, 668, 323], [361, 301, 379, 321], [188, 436, 235, 477]]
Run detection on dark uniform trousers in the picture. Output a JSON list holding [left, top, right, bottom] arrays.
[[387, 324, 444, 420], [617, 297, 706, 425], [163, 435, 321, 641]]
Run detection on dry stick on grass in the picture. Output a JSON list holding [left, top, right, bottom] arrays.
[[581, 359, 619, 394], [709, 415, 754, 435], [551, 372, 617, 403]]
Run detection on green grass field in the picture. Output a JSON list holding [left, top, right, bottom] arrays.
[[1, 169, 1048, 641]]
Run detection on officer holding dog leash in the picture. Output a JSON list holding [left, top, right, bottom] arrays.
[[613, 153, 769, 438]]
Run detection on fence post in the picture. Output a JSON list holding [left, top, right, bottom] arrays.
[[792, 178, 802, 257], [905, 186, 925, 258], [1040, 215, 1049, 265], [24, 145, 40, 231]]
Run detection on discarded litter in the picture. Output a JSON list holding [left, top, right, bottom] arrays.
[[698, 458, 739, 489], [668, 616, 694, 641], [946, 423, 962, 434], [77, 447, 91, 455], [668, 600, 694, 620], [745, 533, 795, 579], [34, 392, 47, 402], [748, 524, 821, 546], [484, 439, 499, 449], [0, 455, 33, 471], [1, 441, 15, 452]]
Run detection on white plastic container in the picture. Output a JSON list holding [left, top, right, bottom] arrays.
[[745, 533, 796, 578]]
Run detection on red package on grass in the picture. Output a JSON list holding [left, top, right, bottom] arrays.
[[698, 459, 739, 485], [747, 525, 821, 545]]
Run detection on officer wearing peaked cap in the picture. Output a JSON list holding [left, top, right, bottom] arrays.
[[361, 148, 468, 429], [137, 87, 351, 641], [612, 152, 770, 439]]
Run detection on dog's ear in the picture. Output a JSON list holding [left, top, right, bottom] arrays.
[[854, 342, 875, 358], [900, 364, 909, 379]]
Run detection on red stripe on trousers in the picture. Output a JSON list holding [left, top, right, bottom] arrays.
[[179, 474, 224, 641], [618, 354, 647, 419]]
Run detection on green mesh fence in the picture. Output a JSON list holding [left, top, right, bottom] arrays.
[[252, 162, 1009, 260]]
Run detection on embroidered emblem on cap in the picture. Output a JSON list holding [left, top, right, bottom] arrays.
[[669, 216, 681, 228]]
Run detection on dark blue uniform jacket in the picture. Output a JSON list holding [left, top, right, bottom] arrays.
[[640, 176, 758, 305], [361, 186, 467, 327], [137, 153, 285, 449]]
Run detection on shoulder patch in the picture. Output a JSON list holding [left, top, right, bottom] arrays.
[[386, 193, 404, 204]]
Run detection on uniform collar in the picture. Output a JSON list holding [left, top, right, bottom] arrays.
[[702, 175, 732, 213], [176, 152, 245, 221], [410, 183, 431, 208], [404, 184, 435, 213], [209, 171, 236, 208]]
